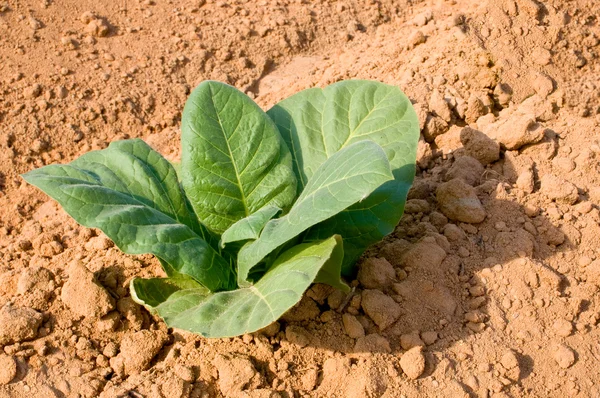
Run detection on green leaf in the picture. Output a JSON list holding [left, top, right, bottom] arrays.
[[267, 80, 420, 274], [181, 81, 297, 234], [131, 235, 343, 338], [131, 277, 209, 308], [236, 140, 394, 286], [220, 205, 281, 248], [22, 139, 235, 292]]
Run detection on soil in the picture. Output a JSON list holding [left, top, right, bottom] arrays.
[[1, 0, 599, 397]]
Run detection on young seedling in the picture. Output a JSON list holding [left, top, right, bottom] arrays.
[[23, 80, 419, 338]]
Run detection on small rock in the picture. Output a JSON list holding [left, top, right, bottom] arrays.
[[354, 333, 391, 353], [408, 30, 426, 48], [357, 257, 396, 289], [443, 224, 466, 241], [0, 304, 43, 345], [553, 344, 576, 369], [16, 266, 55, 310], [446, 156, 484, 186], [0, 354, 17, 385], [423, 115, 449, 142], [486, 114, 545, 150], [212, 353, 264, 396], [500, 350, 521, 380], [553, 319, 573, 337], [342, 313, 365, 339], [516, 169, 535, 193], [401, 241, 446, 269], [400, 346, 426, 379], [400, 332, 425, 350], [85, 18, 109, 37], [421, 331, 438, 345], [110, 330, 168, 375], [361, 289, 401, 330], [466, 322, 486, 332], [436, 179, 486, 223], [429, 91, 452, 122], [541, 175, 579, 204], [61, 261, 115, 318], [465, 96, 488, 125]]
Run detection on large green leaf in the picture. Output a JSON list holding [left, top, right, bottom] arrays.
[[131, 236, 343, 338], [22, 139, 234, 292], [267, 80, 419, 274], [220, 205, 280, 248], [236, 140, 394, 286], [181, 81, 297, 234]]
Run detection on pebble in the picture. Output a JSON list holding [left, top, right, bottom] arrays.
[[436, 179, 486, 223], [357, 257, 396, 289], [109, 330, 168, 376], [516, 169, 535, 193], [532, 73, 554, 98], [0, 304, 43, 345], [342, 313, 365, 339], [429, 91, 452, 123], [466, 322, 486, 332], [443, 224, 466, 241], [400, 332, 425, 350], [361, 289, 402, 330], [0, 354, 17, 385], [408, 30, 426, 48], [554, 344, 576, 369], [553, 319, 573, 337], [61, 261, 115, 319], [421, 331, 438, 345], [486, 113, 545, 150], [500, 350, 521, 380], [401, 241, 447, 269], [540, 175, 579, 204], [446, 156, 484, 186], [465, 96, 488, 125], [400, 346, 426, 379]]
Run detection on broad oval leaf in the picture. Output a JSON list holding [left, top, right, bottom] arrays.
[[267, 80, 420, 274], [181, 81, 297, 234], [236, 140, 394, 286], [219, 205, 281, 248], [22, 139, 235, 292], [131, 235, 343, 338]]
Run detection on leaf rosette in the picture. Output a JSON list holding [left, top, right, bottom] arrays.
[[23, 80, 419, 338]]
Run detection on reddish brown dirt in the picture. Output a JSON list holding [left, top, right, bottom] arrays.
[[1, 0, 600, 397]]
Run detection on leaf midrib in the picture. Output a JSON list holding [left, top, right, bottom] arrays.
[[209, 83, 251, 217]]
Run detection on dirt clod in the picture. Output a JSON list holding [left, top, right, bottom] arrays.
[[61, 261, 115, 319], [110, 329, 168, 376], [361, 289, 401, 330], [400, 346, 426, 379], [0, 354, 17, 385], [436, 179, 486, 223], [0, 304, 43, 345], [554, 344, 576, 369]]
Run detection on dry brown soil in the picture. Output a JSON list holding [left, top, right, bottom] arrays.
[[1, 0, 600, 397]]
